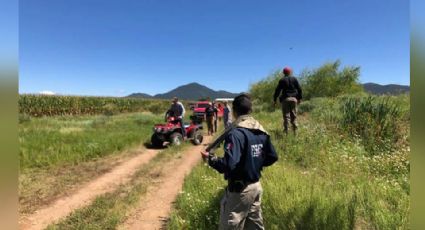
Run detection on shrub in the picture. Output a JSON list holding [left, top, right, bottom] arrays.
[[300, 60, 363, 99], [339, 96, 404, 154]]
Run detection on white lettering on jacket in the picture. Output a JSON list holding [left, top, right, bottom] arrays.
[[251, 144, 263, 157]]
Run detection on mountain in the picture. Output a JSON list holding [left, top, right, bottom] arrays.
[[127, 82, 239, 100], [126, 93, 153, 98], [362, 83, 410, 95]]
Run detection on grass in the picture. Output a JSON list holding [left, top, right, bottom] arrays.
[[19, 112, 163, 214], [20, 112, 162, 170], [168, 108, 409, 229], [45, 143, 190, 230]]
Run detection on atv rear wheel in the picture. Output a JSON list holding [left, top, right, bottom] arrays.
[[170, 132, 183, 146], [192, 130, 203, 145], [151, 133, 164, 148]]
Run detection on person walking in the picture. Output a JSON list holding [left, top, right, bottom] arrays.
[[212, 102, 219, 133], [201, 94, 278, 230], [204, 102, 215, 136], [273, 67, 303, 135], [223, 101, 232, 129], [169, 97, 186, 138]]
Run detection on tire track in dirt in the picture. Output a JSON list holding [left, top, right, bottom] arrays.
[[121, 136, 212, 230], [19, 148, 161, 230]]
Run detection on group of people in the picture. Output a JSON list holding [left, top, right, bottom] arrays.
[[204, 101, 233, 135], [168, 66, 302, 229], [167, 97, 233, 137]]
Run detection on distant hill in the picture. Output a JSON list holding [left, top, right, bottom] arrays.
[[127, 82, 239, 100], [126, 92, 153, 98], [362, 83, 410, 95]]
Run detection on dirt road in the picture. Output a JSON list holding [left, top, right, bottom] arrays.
[[19, 148, 161, 230], [121, 136, 212, 230]]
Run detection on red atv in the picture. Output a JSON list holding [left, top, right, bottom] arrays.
[[151, 114, 204, 147]]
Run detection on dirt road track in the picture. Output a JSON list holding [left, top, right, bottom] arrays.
[[121, 136, 212, 230], [19, 148, 160, 230]]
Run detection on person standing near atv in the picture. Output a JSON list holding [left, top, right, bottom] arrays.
[[273, 67, 303, 135], [212, 102, 219, 133], [201, 94, 278, 230], [223, 101, 232, 129], [169, 97, 186, 138], [204, 102, 215, 136]]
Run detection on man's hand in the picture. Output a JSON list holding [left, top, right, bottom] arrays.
[[200, 150, 209, 160]]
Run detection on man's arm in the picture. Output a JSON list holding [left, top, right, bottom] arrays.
[[263, 136, 278, 167], [208, 132, 242, 173], [273, 80, 282, 103]]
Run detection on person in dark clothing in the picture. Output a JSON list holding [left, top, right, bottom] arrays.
[[204, 102, 215, 135], [201, 94, 278, 230], [223, 101, 232, 129], [212, 102, 219, 133], [273, 66, 303, 135], [169, 97, 186, 138]]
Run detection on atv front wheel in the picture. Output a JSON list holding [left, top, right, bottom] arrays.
[[170, 132, 183, 146], [192, 130, 203, 145], [151, 133, 164, 148]]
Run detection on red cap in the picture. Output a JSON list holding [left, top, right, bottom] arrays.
[[283, 67, 292, 76]]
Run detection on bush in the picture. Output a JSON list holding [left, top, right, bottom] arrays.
[[339, 95, 404, 154], [300, 60, 364, 99]]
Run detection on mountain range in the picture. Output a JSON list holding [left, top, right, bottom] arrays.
[[362, 83, 410, 95], [126, 82, 409, 100], [126, 82, 240, 100]]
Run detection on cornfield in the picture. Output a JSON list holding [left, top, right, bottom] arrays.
[[19, 94, 173, 116]]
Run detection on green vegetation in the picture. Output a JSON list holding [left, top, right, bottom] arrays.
[[19, 112, 162, 214], [168, 95, 409, 229], [250, 60, 364, 111], [300, 60, 364, 100], [20, 112, 162, 170], [19, 95, 172, 117]]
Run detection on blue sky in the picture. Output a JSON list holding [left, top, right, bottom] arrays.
[[19, 0, 409, 96]]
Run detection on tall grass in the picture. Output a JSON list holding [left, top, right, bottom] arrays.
[[305, 95, 410, 154], [168, 108, 409, 229]]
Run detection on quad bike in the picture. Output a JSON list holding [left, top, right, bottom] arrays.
[[150, 115, 204, 147]]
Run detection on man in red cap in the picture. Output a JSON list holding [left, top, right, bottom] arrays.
[[273, 67, 303, 135]]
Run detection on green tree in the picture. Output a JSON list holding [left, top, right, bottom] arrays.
[[300, 60, 363, 99]]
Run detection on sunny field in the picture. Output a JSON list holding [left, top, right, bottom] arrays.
[[18, 95, 179, 214], [168, 94, 410, 230]]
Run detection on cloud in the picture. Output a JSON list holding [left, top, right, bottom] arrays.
[[39, 90, 56, 95]]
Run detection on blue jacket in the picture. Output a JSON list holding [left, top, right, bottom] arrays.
[[209, 127, 278, 183]]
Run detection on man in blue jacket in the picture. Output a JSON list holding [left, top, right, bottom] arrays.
[[201, 94, 278, 230]]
